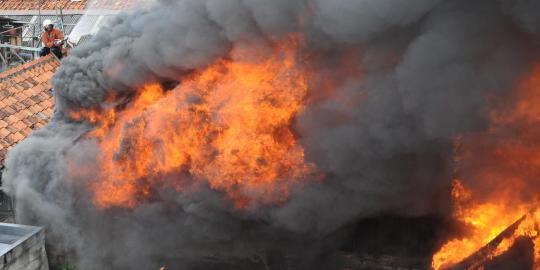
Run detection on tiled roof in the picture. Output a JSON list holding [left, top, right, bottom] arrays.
[[0, 0, 68, 10], [0, 54, 59, 164], [88, 0, 135, 10], [0, 0, 134, 10]]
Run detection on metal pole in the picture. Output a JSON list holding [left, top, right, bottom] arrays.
[[38, 0, 42, 37], [12, 51, 26, 63], [60, 8, 65, 33], [37, 0, 42, 60], [0, 48, 7, 66], [32, 22, 35, 49]]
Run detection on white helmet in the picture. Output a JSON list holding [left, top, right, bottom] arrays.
[[42, 19, 53, 27]]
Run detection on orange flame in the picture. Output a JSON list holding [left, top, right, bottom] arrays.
[[432, 180, 536, 269], [432, 64, 540, 269], [71, 42, 317, 209]]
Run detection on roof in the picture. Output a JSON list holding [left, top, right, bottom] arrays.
[[0, 0, 135, 11], [0, 54, 59, 164]]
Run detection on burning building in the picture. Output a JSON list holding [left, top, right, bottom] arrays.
[[1, 0, 540, 269]]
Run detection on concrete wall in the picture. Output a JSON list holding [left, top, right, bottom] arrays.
[[0, 223, 48, 270]]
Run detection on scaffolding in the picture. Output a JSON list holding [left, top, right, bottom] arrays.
[[0, 0, 140, 70], [0, 0, 73, 70]]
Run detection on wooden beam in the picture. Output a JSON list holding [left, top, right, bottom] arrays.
[[449, 213, 529, 270]]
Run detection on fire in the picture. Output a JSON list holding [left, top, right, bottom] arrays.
[[70, 42, 316, 209], [432, 64, 540, 269], [432, 180, 537, 269]]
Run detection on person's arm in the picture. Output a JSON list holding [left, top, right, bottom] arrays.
[[56, 29, 64, 46], [42, 33, 53, 48]]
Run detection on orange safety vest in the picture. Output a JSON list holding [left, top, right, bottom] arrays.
[[42, 28, 64, 48]]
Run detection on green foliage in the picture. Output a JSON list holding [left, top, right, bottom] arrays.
[[61, 264, 75, 270]]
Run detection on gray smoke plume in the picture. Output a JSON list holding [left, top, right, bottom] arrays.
[[3, 0, 540, 269]]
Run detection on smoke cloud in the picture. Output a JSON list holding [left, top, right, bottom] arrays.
[[3, 0, 540, 269]]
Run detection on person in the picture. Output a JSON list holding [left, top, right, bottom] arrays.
[[39, 19, 64, 59]]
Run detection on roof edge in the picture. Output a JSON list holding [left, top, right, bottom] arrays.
[[0, 54, 59, 82], [0, 9, 123, 16]]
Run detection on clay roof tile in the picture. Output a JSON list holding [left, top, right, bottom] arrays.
[[0, 0, 135, 10], [0, 54, 60, 163]]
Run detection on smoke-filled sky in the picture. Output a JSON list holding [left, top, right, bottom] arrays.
[[3, 0, 540, 269]]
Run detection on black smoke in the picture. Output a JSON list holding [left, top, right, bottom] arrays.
[[3, 0, 540, 269]]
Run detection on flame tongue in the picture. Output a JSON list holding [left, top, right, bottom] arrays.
[[432, 64, 540, 269], [71, 44, 316, 209], [431, 180, 538, 269]]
